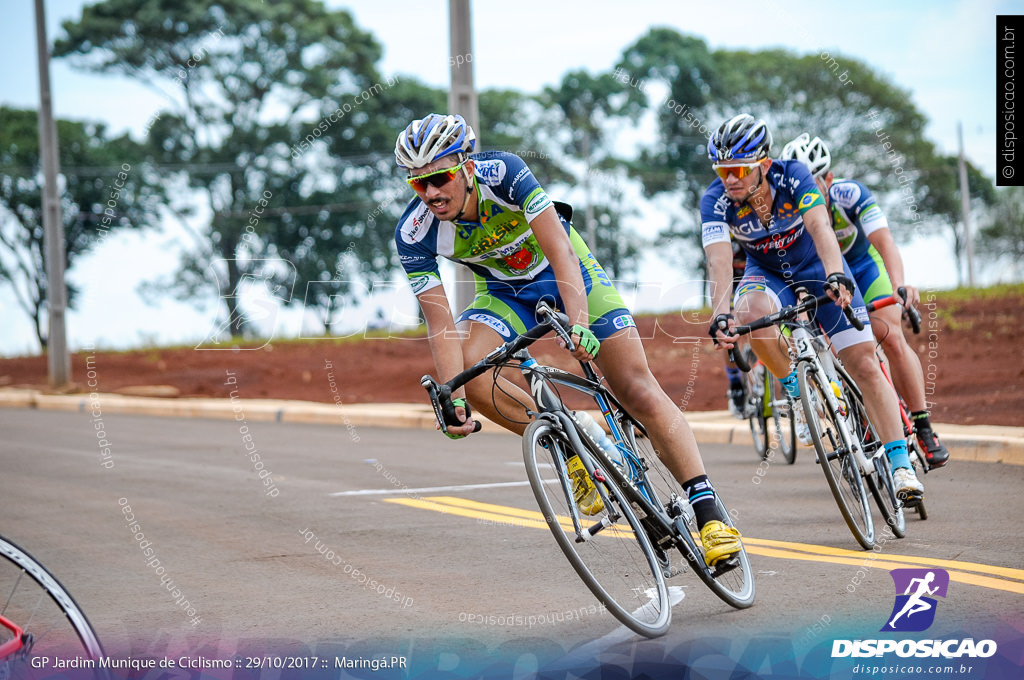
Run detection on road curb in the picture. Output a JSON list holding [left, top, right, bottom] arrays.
[[2, 388, 1021, 466]]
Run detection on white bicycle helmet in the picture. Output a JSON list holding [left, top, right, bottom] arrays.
[[781, 133, 831, 178], [394, 113, 476, 169]]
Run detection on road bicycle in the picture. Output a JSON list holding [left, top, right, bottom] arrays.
[[723, 290, 906, 549], [0, 534, 108, 678], [866, 289, 930, 521], [422, 301, 755, 638], [732, 346, 797, 464]]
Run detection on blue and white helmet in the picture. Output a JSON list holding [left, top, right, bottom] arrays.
[[781, 133, 831, 178], [707, 114, 773, 162], [394, 113, 476, 169]]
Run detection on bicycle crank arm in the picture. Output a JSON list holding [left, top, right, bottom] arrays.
[[575, 515, 618, 543]]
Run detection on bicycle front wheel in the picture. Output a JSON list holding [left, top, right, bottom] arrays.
[[745, 353, 769, 460], [769, 378, 797, 464], [798, 363, 875, 550], [0, 535, 108, 678], [847, 385, 906, 539], [523, 420, 670, 638]]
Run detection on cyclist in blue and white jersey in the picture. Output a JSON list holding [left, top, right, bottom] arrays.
[[701, 114, 924, 504], [394, 113, 742, 564], [781, 133, 949, 468]]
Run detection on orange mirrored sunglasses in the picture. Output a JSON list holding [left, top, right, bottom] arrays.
[[712, 162, 763, 181]]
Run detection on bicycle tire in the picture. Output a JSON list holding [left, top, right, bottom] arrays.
[[745, 355, 769, 460], [797, 362, 876, 550], [523, 420, 671, 638], [909, 443, 929, 520], [845, 385, 907, 539], [768, 377, 797, 464], [618, 417, 755, 609], [0, 535, 109, 676]]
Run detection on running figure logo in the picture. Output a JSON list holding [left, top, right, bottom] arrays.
[[881, 568, 950, 632]]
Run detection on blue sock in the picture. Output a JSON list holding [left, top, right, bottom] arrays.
[[726, 366, 742, 389], [781, 369, 800, 399], [885, 440, 911, 470]]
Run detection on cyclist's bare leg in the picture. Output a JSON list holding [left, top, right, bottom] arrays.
[[870, 304, 928, 413], [734, 291, 791, 380], [594, 327, 706, 483], [836, 341, 904, 443], [457, 320, 532, 435]]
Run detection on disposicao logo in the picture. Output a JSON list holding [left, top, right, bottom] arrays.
[[831, 568, 998, 659], [882, 568, 948, 632]]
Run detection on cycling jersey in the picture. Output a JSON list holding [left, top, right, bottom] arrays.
[[824, 179, 894, 304], [700, 160, 826, 271], [701, 160, 872, 352], [396, 150, 555, 294], [827, 179, 888, 262], [395, 151, 632, 341]]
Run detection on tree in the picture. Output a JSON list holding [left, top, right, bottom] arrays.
[[54, 0, 394, 339], [539, 70, 644, 277], [0, 107, 164, 348], [976, 186, 1024, 281], [613, 28, 994, 285]]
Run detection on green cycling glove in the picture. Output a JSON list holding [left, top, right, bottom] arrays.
[[570, 324, 601, 357], [443, 397, 471, 440]]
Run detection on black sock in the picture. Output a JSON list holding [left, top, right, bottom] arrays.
[[683, 474, 726, 527], [911, 411, 932, 432]]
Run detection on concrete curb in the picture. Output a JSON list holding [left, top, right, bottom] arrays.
[[2, 388, 1021, 466]]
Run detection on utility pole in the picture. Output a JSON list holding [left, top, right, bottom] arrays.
[[448, 0, 479, 315], [34, 0, 70, 386], [957, 121, 975, 287]]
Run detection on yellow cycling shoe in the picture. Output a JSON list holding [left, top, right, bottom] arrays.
[[700, 520, 742, 566], [567, 455, 604, 515]]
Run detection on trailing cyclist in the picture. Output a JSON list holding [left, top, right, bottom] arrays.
[[780, 133, 949, 468], [393, 113, 742, 565], [701, 114, 925, 505]]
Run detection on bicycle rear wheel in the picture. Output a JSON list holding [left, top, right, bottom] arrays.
[[523, 420, 670, 638], [619, 417, 755, 609], [768, 378, 797, 464], [798, 363, 875, 550], [0, 535, 108, 678]]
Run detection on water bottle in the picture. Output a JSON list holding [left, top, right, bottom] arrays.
[[830, 380, 848, 417], [575, 411, 627, 474]]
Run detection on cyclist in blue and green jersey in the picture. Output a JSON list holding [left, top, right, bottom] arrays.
[[701, 114, 925, 504], [781, 133, 949, 468], [394, 113, 742, 564]]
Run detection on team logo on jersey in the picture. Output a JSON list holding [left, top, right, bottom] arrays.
[[736, 205, 752, 218], [466, 313, 510, 338], [831, 183, 861, 205], [612, 314, 636, 330], [401, 205, 433, 244], [475, 159, 507, 185], [525, 192, 551, 217], [503, 248, 534, 271]]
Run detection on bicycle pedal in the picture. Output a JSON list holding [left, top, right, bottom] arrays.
[[898, 491, 923, 508], [711, 556, 740, 576]]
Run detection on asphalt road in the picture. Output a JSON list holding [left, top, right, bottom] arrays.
[[2, 408, 1022, 676]]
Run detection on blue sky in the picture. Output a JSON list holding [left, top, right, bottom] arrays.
[[0, 0, 1011, 355]]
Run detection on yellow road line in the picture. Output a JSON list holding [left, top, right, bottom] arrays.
[[384, 496, 1024, 594]]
